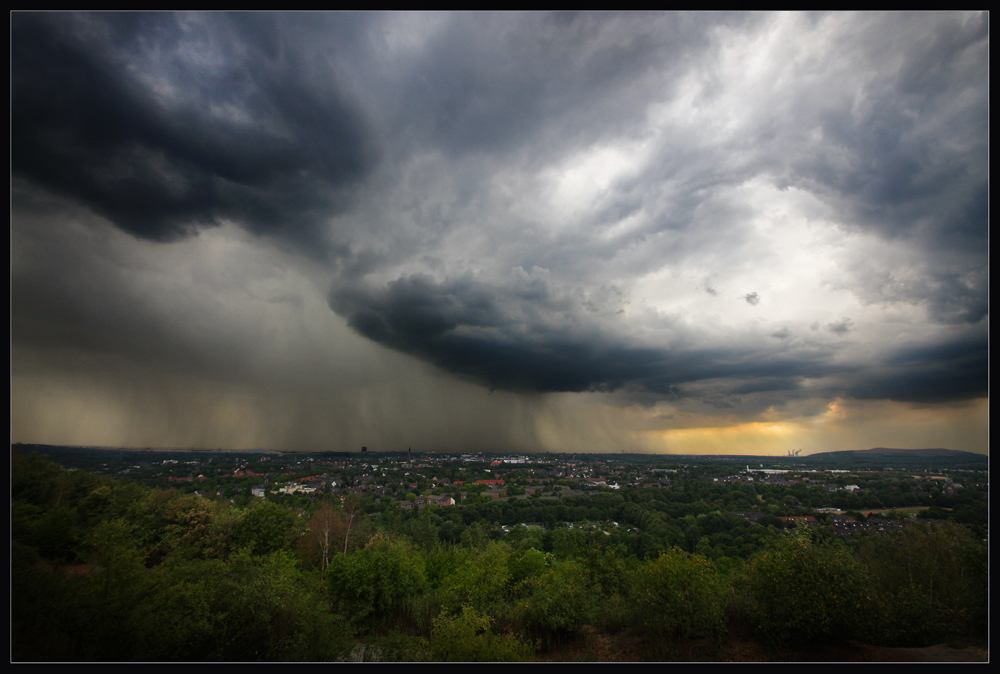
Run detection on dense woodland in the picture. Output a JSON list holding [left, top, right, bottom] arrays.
[[12, 447, 988, 661]]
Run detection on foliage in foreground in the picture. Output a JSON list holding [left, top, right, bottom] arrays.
[[326, 535, 427, 630], [430, 605, 536, 662], [743, 525, 877, 645], [627, 548, 728, 642], [11, 449, 989, 661], [856, 521, 988, 646]]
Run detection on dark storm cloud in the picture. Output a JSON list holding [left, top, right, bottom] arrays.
[[332, 265, 986, 407], [11, 12, 372, 248], [845, 261, 988, 325], [700, 394, 742, 409], [776, 13, 988, 297], [840, 329, 988, 403], [329, 273, 847, 396], [782, 14, 987, 245], [315, 12, 986, 408], [389, 12, 732, 158], [329, 273, 648, 393], [728, 377, 803, 395], [826, 318, 854, 336]]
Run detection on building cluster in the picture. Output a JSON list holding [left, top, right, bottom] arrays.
[[72, 449, 984, 539]]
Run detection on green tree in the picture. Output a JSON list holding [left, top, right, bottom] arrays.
[[857, 521, 988, 645], [11, 448, 62, 506], [460, 520, 490, 549], [160, 493, 217, 559], [429, 605, 534, 662], [231, 499, 299, 556], [745, 525, 875, 645], [12, 501, 79, 562], [436, 542, 514, 618], [137, 550, 350, 661], [73, 518, 154, 658], [626, 548, 726, 642], [327, 535, 428, 628], [514, 558, 595, 647]]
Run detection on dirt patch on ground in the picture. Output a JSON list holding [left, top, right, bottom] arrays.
[[713, 640, 989, 662], [840, 642, 988, 662], [539, 630, 988, 662]]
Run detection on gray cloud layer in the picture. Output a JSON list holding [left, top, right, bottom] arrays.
[[11, 12, 988, 450], [12, 13, 372, 249]]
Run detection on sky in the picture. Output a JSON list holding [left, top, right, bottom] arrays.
[[10, 12, 989, 455]]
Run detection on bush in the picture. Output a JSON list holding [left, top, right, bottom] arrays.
[[230, 499, 298, 556], [746, 527, 875, 645], [857, 522, 988, 646], [327, 536, 427, 628], [138, 550, 351, 661], [869, 584, 947, 648], [513, 559, 595, 646], [626, 548, 726, 641], [430, 605, 535, 662], [435, 542, 513, 617]]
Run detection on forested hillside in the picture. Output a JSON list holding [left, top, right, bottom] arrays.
[[11, 448, 988, 661]]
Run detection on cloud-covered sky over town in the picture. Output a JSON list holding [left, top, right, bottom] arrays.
[[11, 12, 988, 454]]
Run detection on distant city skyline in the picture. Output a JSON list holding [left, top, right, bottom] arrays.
[[11, 12, 988, 455]]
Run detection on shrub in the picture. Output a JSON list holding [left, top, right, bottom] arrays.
[[327, 536, 427, 628], [513, 559, 595, 646], [746, 527, 875, 645], [626, 548, 727, 641], [430, 605, 535, 662], [857, 522, 988, 646], [230, 499, 298, 557], [435, 542, 513, 617]]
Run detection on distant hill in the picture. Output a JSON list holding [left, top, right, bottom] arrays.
[[808, 447, 981, 458], [801, 447, 987, 467]]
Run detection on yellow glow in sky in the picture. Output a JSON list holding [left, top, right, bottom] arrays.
[[641, 397, 988, 456]]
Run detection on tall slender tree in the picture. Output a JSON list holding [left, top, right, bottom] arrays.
[[306, 499, 339, 573]]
